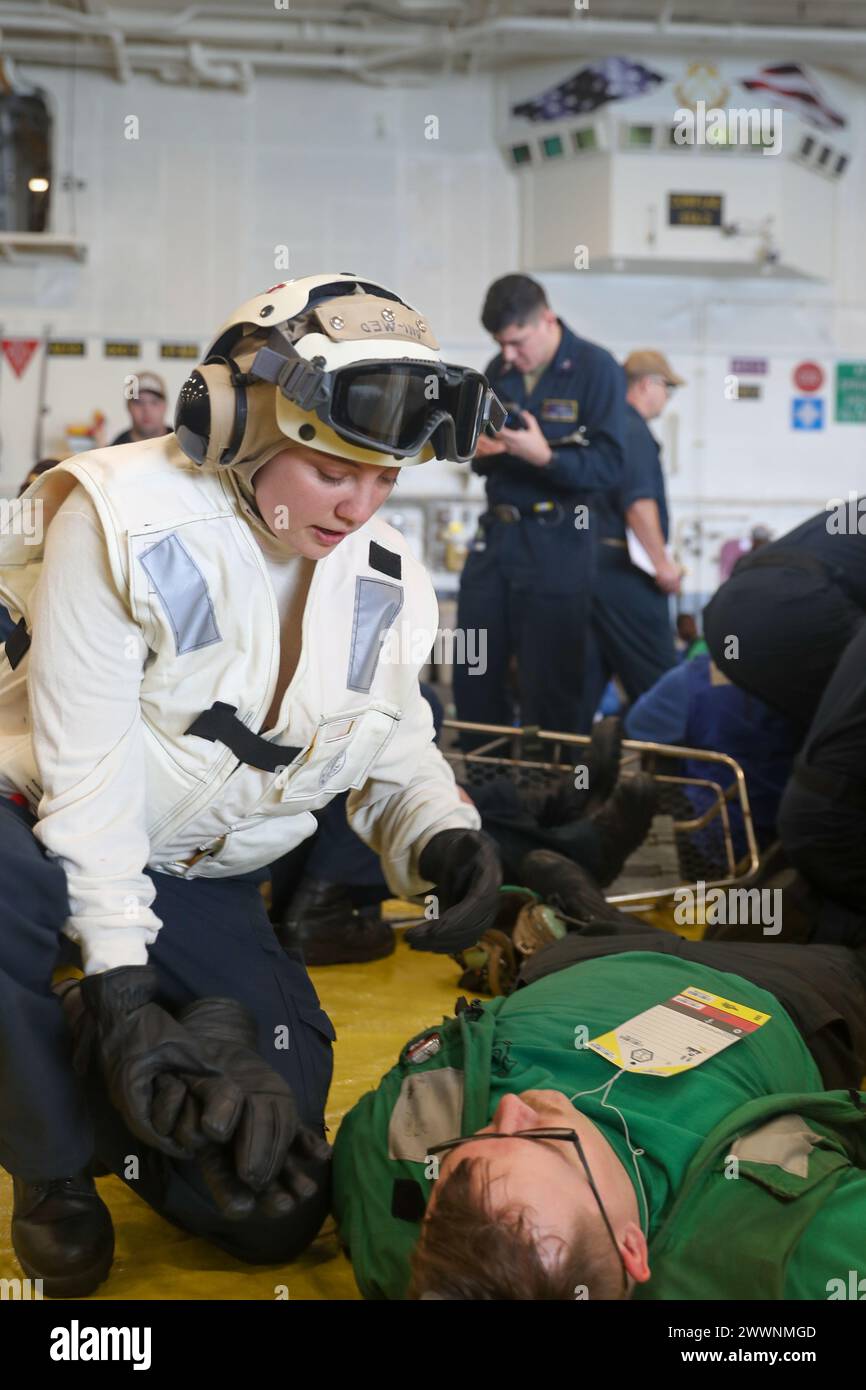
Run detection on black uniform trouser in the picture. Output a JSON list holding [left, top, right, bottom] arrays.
[[272, 779, 614, 919], [518, 922, 866, 1091], [703, 554, 864, 736], [0, 798, 334, 1264], [705, 554, 866, 942], [470, 777, 613, 885], [776, 619, 866, 945], [583, 544, 677, 722], [454, 516, 593, 743]]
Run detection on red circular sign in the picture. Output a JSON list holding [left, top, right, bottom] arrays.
[[793, 361, 824, 392]]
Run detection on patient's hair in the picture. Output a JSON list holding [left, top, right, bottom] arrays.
[[408, 1157, 627, 1301]]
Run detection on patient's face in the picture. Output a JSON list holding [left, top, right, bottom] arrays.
[[429, 1091, 602, 1251], [427, 1089, 649, 1284]]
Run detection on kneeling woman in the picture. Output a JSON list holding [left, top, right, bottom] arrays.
[[0, 273, 504, 1296]]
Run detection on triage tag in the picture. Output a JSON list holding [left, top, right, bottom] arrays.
[[587, 986, 771, 1077]]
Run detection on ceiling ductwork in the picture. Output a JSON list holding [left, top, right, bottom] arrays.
[[0, 3, 865, 88]]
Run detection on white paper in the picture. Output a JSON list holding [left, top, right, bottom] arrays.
[[626, 528, 675, 578]]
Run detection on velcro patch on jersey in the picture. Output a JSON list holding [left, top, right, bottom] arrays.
[[369, 539, 402, 580]]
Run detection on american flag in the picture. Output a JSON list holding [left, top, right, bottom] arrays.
[[738, 63, 846, 131], [512, 57, 666, 122]]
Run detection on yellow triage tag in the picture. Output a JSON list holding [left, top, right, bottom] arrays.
[[588, 986, 771, 1077]]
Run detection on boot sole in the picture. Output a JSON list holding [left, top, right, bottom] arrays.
[[15, 1240, 115, 1299]]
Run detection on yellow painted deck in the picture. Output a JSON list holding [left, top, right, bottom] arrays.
[[0, 932, 470, 1300], [0, 901, 698, 1300]]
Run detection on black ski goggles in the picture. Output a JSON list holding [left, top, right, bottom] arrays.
[[247, 334, 506, 463]]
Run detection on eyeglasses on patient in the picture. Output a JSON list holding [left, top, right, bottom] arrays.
[[426, 1127, 629, 1294]]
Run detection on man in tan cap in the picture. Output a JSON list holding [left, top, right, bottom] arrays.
[[582, 349, 684, 722], [110, 370, 172, 446]]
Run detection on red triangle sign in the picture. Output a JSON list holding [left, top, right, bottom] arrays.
[[2, 338, 40, 378]]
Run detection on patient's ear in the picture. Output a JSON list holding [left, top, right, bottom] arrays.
[[621, 1223, 651, 1284]]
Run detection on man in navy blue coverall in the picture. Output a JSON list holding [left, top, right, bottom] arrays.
[[454, 275, 626, 742], [581, 349, 682, 724]]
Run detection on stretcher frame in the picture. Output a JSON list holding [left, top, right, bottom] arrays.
[[442, 720, 761, 909]]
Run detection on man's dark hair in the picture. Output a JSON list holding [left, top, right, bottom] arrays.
[[408, 1156, 628, 1301], [481, 274, 549, 335], [17, 457, 59, 498]]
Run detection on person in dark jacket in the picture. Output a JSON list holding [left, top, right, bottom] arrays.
[[704, 503, 866, 944], [625, 653, 798, 860], [454, 274, 626, 741]]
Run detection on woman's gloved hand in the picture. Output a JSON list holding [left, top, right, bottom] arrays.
[[152, 997, 331, 1220], [187, 1129, 330, 1222], [69, 965, 243, 1159], [404, 828, 502, 954]]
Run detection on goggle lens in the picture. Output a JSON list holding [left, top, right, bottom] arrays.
[[332, 363, 488, 459]]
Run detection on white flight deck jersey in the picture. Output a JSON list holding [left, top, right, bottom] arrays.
[[0, 436, 478, 971]]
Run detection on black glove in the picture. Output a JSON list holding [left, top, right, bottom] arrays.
[[190, 1131, 329, 1221], [153, 997, 331, 1221], [70, 966, 243, 1160], [404, 828, 502, 954]]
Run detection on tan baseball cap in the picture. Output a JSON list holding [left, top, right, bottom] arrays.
[[134, 371, 167, 400], [623, 350, 686, 387]]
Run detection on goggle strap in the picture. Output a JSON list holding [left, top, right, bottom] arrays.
[[250, 345, 330, 412], [484, 390, 507, 432], [427, 408, 456, 461]]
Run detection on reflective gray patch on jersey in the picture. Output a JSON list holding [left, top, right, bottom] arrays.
[[347, 576, 403, 693], [388, 1069, 465, 1162], [139, 533, 222, 654]]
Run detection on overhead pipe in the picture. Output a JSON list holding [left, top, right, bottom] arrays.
[[2, 5, 866, 87], [0, 6, 416, 49]]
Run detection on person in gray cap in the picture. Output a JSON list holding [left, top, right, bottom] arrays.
[[581, 349, 684, 722], [110, 370, 172, 446]]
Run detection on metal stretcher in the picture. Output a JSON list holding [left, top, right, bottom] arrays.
[[442, 720, 761, 908]]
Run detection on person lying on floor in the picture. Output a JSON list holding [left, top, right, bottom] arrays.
[[273, 711, 656, 964], [332, 850, 866, 1300]]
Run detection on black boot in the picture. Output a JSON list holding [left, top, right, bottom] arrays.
[[277, 877, 395, 966], [12, 1171, 114, 1298], [589, 773, 658, 887], [519, 849, 632, 928], [537, 717, 623, 828]]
